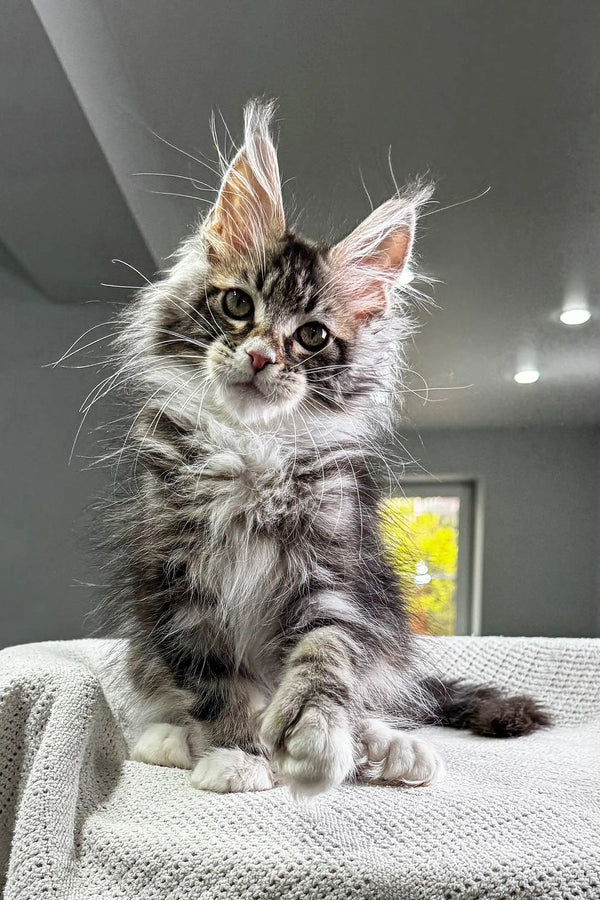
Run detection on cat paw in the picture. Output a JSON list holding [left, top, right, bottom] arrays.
[[261, 701, 355, 797], [190, 747, 275, 793], [358, 719, 444, 787], [131, 723, 193, 769]]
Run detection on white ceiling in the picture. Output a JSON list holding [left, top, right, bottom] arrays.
[[3, 0, 600, 428]]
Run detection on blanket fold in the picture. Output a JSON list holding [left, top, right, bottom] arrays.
[[1, 636, 599, 899]]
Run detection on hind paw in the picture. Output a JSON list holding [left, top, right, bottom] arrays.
[[358, 719, 444, 787], [132, 723, 193, 769]]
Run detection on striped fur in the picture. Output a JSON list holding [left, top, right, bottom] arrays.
[[96, 103, 548, 796]]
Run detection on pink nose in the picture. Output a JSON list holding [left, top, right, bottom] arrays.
[[247, 351, 271, 372]]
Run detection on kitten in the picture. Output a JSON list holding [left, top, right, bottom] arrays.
[[99, 102, 549, 796]]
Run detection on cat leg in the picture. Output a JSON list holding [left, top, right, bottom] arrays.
[[188, 675, 277, 793], [127, 644, 200, 769], [132, 723, 194, 769], [260, 625, 361, 797], [357, 718, 444, 787]]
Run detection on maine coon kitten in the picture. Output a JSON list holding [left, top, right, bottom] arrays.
[[100, 102, 549, 796]]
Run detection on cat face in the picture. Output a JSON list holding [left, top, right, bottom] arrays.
[[124, 102, 431, 430], [203, 235, 355, 422], [156, 234, 380, 425]]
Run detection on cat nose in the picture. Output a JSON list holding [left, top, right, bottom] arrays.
[[247, 351, 271, 372]]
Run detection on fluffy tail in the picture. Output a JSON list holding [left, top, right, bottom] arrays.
[[421, 677, 551, 737]]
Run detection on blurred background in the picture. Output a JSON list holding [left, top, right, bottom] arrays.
[[2, 1, 599, 647]]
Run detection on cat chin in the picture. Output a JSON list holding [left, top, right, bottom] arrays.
[[216, 382, 299, 427]]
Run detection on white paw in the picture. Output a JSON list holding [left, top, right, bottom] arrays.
[[263, 703, 355, 798], [131, 723, 193, 769], [190, 747, 274, 793], [359, 719, 444, 787]]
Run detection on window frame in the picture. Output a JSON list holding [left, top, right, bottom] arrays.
[[392, 477, 484, 636]]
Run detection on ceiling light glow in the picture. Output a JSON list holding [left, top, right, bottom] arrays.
[[514, 369, 540, 384], [559, 308, 591, 326]]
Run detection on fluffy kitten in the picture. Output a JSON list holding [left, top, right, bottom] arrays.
[[99, 102, 548, 796]]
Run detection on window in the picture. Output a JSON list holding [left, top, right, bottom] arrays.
[[379, 481, 479, 636]]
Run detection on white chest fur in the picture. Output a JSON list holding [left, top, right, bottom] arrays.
[[183, 439, 295, 658], [200, 440, 289, 532], [180, 430, 353, 662]]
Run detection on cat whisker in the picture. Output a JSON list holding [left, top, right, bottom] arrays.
[[131, 172, 216, 192], [145, 189, 213, 203], [144, 125, 222, 179], [111, 258, 153, 285], [46, 321, 122, 368]]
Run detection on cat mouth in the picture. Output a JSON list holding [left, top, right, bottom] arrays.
[[228, 378, 273, 403], [220, 380, 286, 422], [223, 369, 300, 415]]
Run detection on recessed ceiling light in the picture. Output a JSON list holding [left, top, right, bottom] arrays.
[[559, 308, 591, 326], [514, 369, 540, 384], [399, 268, 415, 285]]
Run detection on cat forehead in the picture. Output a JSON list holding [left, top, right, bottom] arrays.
[[211, 232, 359, 335], [250, 233, 329, 318]]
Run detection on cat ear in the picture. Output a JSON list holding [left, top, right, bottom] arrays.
[[330, 184, 432, 323], [205, 101, 285, 262]]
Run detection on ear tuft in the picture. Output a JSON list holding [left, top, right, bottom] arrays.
[[205, 100, 285, 262], [330, 182, 433, 323]]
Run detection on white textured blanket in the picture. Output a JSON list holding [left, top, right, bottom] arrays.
[[1, 636, 599, 899]]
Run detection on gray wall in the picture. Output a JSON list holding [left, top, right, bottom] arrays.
[[1, 255, 108, 648], [400, 426, 600, 638]]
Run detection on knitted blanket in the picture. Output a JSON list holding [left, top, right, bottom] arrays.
[[1, 636, 599, 899]]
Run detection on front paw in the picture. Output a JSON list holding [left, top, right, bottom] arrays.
[[261, 699, 355, 798], [190, 747, 275, 793]]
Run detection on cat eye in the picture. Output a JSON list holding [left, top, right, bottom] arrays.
[[222, 289, 254, 321], [295, 322, 330, 352]]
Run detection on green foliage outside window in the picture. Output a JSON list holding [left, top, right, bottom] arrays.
[[379, 497, 459, 636]]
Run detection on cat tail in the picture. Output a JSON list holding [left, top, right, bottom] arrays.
[[419, 677, 552, 737]]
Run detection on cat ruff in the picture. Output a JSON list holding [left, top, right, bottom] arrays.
[[1, 636, 598, 899]]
